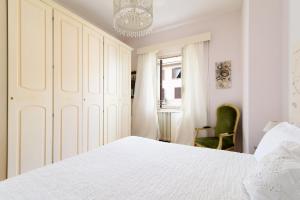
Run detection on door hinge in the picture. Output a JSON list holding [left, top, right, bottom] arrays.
[[52, 65, 54, 69], [52, 113, 54, 118], [52, 16, 54, 21]]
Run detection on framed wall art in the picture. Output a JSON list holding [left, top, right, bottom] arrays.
[[215, 61, 232, 89]]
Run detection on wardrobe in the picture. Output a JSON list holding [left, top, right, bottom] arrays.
[[6, 0, 132, 177]]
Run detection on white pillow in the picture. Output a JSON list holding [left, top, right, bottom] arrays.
[[243, 141, 300, 200], [254, 122, 300, 161]]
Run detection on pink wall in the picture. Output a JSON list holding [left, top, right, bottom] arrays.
[[126, 11, 243, 150], [281, 0, 289, 121], [126, 0, 291, 153], [242, 0, 288, 153]]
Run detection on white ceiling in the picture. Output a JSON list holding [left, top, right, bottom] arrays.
[[54, 0, 242, 40]]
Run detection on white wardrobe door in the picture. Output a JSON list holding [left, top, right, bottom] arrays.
[[119, 47, 132, 138], [8, 0, 53, 177], [53, 9, 83, 162], [118, 102, 131, 138], [0, 0, 8, 181], [104, 38, 119, 144], [83, 26, 104, 151]]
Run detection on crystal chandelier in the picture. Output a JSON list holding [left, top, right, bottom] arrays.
[[113, 0, 153, 38]]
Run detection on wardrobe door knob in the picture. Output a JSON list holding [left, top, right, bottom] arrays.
[[10, 97, 14, 100]]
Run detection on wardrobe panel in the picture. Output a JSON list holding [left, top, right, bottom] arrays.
[[20, 0, 47, 91], [105, 41, 119, 97], [118, 47, 132, 139], [20, 106, 46, 174], [83, 26, 104, 151], [61, 105, 79, 159], [119, 47, 131, 98], [105, 104, 118, 143], [61, 21, 80, 93], [88, 35, 101, 94], [87, 105, 102, 149], [53, 9, 83, 162], [8, 0, 52, 177], [119, 102, 131, 138], [104, 38, 119, 144]]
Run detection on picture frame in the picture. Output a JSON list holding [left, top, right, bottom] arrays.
[[215, 61, 232, 89]]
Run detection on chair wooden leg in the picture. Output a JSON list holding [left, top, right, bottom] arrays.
[[225, 146, 235, 151]]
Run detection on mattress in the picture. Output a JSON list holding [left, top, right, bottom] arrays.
[[0, 136, 256, 200]]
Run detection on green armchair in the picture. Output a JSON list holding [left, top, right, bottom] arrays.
[[194, 104, 240, 151]]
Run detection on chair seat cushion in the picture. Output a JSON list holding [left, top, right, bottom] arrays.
[[195, 136, 234, 150]]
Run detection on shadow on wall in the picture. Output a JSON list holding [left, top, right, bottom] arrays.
[[236, 113, 243, 153]]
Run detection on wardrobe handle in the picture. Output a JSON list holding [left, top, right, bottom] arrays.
[[10, 97, 14, 100]]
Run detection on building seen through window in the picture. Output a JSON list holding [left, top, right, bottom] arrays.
[[158, 56, 182, 108]]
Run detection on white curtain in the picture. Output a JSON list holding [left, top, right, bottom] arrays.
[[175, 42, 209, 145], [132, 52, 159, 139]]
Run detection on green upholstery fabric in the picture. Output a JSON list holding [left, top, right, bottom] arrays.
[[195, 136, 234, 150], [214, 106, 237, 136], [195, 137, 219, 149], [222, 136, 234, 149], [194, 105, 239, 150]]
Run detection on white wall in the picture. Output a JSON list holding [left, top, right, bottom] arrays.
[[242, 0, 250, 153], [242, 0, 288, 153], [0, 0, 7, 180], [289, 0, 300, 48], [126, 11, 243, 151], [288, 0, 300, 121]]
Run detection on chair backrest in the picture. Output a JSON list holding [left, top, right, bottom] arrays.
[[215, 104, 240, 144]]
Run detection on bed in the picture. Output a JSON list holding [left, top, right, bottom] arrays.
[[0, 136, 256, 200]]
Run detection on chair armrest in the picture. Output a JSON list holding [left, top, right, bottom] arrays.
[[217, 133, 234, 150], [195, 126, 213, 132], [194, 127, 214, 138]]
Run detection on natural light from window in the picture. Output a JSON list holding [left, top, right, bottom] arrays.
[[157, 56, 182, 109]]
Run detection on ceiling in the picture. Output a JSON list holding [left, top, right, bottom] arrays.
[[54, 0, 243, 40]]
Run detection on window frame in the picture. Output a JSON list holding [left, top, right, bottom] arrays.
[[157, 55, 182, 110]]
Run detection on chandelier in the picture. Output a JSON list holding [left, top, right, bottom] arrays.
[[113, 0, 153, 38]]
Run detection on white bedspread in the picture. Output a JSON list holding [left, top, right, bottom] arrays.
[[0, 137, 256, 200]]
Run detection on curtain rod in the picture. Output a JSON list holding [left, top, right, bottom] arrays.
[[136, 32, 211, 55], [157, 54, 182, 59]]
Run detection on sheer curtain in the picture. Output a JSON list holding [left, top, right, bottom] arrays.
[[175, 42, 209, 145], [132, 52, 159, 139]]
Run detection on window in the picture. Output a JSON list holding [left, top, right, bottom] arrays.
[[172, 67, 181, 79], [157, 56, 182, 109], [174, 87, 181, 99]]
